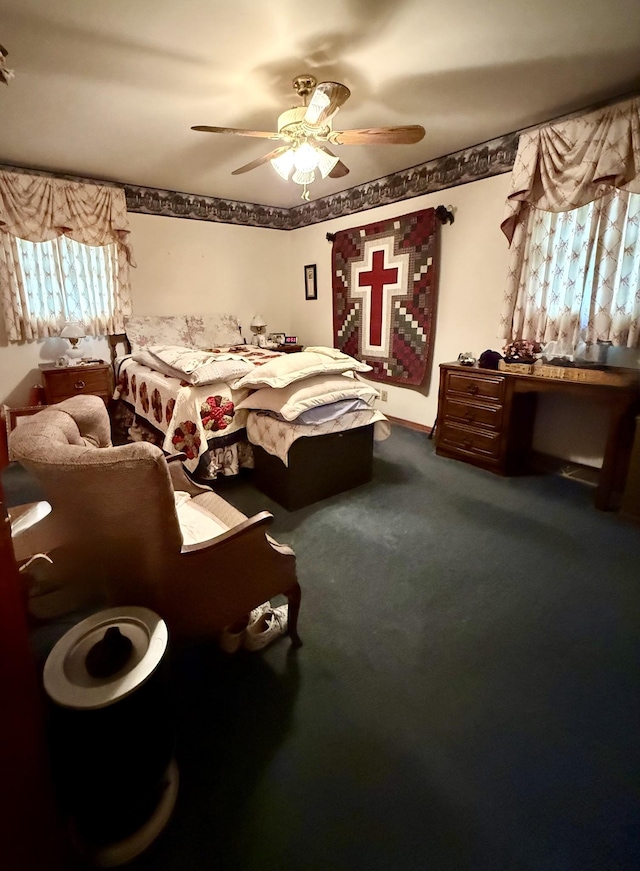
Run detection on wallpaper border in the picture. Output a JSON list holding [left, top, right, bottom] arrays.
[[0, 132, 518, 233], [122, 130, 519, 229]]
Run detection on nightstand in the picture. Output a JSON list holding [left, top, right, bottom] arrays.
[[277, 344, 304, 354], [39, 362, 112, 406]]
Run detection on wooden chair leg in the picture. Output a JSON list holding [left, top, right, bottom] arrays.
[[285, 582, 302, 648]]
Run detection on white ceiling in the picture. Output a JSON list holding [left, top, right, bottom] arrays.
[[1, 0, 639, 209]]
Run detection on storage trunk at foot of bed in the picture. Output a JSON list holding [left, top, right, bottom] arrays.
[[252, 424, 374, 510]]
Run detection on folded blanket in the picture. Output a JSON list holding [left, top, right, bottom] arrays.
[[142, 345, 254, 385]]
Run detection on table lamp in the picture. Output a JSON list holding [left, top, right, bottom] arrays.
[[250, 314, 268, 347], [60, 321, 85, 362]]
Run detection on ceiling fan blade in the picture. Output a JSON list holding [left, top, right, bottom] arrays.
[[316, 145, 350, 178], [192, 125, 283, 140], [330, 125, 425, 145], [329, 159, 350, 178], [231, 146, 291, 175], [304, 81, 351, 127]]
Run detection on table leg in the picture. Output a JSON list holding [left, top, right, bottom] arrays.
[[595, 401, 636, 511]]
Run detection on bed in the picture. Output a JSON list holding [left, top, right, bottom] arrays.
[[109, 316, 390, 505], [109, 314, 283, 475]]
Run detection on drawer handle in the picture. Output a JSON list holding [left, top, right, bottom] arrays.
[[464, 409, 476, 421], [463, 438, 473, 449], [466, 384, 479, 395], [74, 380, 86, 390]]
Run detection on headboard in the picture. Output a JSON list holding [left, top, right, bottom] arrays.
[[108, 333, 130, 366], [108, 314, 245, 367]]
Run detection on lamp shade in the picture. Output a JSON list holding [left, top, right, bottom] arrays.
[[271, 150, 295, 180], [250, 314, 267, 329], [60, 321, 85, 340]]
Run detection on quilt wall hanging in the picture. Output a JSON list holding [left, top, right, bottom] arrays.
[[331, 207, 439, 387]]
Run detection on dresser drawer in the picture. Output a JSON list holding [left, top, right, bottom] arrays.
[[443, 398, 503, 431], [445, 371, 505, 402], [42, 365, 112, 404], [439, 421, 502, 460]]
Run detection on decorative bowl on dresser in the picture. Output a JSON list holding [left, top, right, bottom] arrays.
[[39, 361, 112, 406]]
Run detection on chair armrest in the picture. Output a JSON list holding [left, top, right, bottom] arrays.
[[180, 511, 273, 553], [266, 534, 294, 557], [162, 511, 298, 637]]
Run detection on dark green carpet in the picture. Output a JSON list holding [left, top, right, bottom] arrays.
[[15, 425, 640, 870]]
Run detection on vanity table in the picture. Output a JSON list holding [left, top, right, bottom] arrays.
[[435, 361, 640, 510]]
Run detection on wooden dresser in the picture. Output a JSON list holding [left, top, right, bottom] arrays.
[[435, 363, 535, 475], [39, 362, 112, 406], [435, 361, 639, 510]]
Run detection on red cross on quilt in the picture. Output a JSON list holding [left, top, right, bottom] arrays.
[[331, 207, 439, 387]]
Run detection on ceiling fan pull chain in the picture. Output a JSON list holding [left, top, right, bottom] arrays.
[[301, 184, 310, 201]]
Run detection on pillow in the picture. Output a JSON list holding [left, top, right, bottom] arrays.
[[133, 346, 253, 386], [124, 316, 191, 351], [232, 349, 371, 390], [268, 397, 371, 425], [304, 346, 365, 362], [132, 349, 186, 381], [186, 314, 243, 350], [235, 374, 379, 421]]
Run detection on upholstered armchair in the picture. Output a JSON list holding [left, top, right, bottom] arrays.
[[9, 395, 301, 645]]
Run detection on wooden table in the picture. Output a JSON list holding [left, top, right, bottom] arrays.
[[435, 362, 640, 511]]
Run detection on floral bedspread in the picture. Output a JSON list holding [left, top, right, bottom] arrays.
[[115, 358, 251, 471], [246, 409, 391, 466]]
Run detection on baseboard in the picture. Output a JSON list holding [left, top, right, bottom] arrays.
[[385, 415, 433, 435]]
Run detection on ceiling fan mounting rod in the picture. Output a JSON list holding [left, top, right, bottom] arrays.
[[292, 74, 317, 105]]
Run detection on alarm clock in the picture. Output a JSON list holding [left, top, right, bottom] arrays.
[[284, 336, 298, 345]]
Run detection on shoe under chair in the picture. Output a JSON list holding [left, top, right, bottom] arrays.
[[219, 603, 289, 653]]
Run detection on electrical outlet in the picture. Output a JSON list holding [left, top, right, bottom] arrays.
[[380, 390, 388, 402]]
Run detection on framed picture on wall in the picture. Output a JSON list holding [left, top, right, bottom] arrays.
[[304, 264, 317, 300]]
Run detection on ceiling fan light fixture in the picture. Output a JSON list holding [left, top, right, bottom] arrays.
[[270, 149, 295, 180], [292, 168, 315, 186], [293, 142, 319, 174]]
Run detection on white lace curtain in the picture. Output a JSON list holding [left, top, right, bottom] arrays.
[[0, 170, 135, 342], [499, 97, 640, 349]]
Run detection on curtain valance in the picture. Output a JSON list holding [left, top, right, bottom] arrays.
[[501, 97, 640, 244], [0, 170, 135, 264]]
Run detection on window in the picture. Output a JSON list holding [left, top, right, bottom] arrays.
[[507, 189, 640, 354], [0, 170, 133, 343], [14, 235, 120, 335]]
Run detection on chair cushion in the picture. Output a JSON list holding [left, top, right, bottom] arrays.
[[173, 491, 229, 547]]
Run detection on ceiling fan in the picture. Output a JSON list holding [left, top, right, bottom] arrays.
[[192, 75, 425, 200]]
